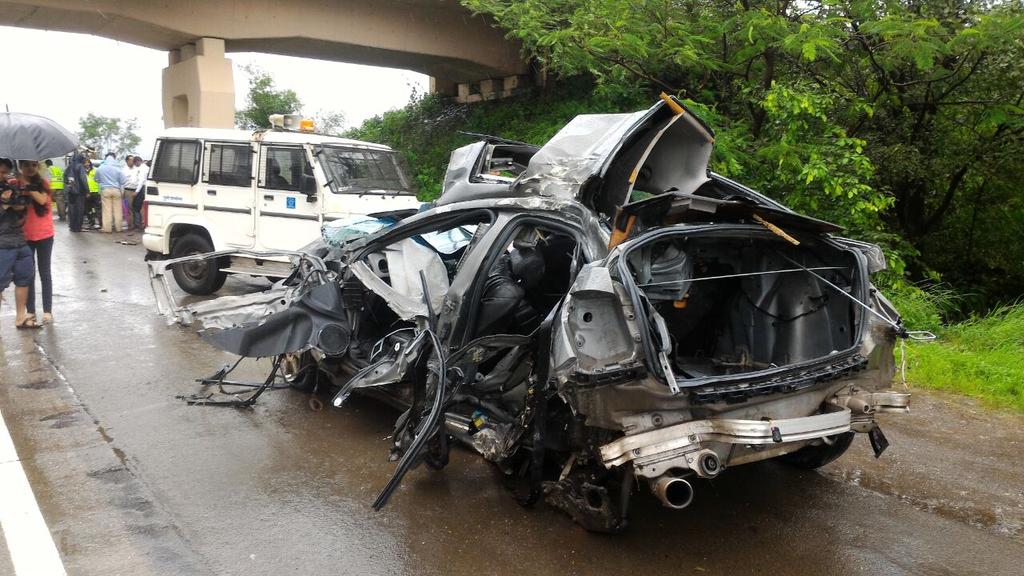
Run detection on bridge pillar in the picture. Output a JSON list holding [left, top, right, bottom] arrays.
[[429, 77, 459, 97], [453, 75, 529, 103], [162, 38, 235, 128]]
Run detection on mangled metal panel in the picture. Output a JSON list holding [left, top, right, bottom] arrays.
[[514, 111, 647, 199]]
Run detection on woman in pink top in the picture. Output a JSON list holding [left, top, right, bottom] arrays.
[[18, 160, 55, 324]]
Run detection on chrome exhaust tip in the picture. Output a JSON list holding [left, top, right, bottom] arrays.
[[651, 476, 694, 509]]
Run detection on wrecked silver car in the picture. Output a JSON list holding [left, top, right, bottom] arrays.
[[150, 96, 912, 531]]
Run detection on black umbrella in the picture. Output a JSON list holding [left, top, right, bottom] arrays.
[[0, 112, 80, 160]]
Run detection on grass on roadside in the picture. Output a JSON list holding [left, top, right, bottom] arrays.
[[903, 303, 1024, 412]]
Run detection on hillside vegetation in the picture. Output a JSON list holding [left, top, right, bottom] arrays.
[[904, 302, 1024, 411]]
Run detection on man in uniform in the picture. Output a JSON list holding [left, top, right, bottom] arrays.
[[45, 159, 65, 221]]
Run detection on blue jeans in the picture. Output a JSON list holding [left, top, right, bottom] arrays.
[[26, 236, 54, 314], [0, 245, 34, 291]]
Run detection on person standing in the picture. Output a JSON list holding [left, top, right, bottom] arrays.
[[45, 159, 65, 221], [94, 153, 126, 234], [0, 158, 40, 329], [130, 157, 149, 231], [18, 160, 55, 324], [122, 154, 138, 230], [63, 151, 90, 232], [85, 159, 101, 229]]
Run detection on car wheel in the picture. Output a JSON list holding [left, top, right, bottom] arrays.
[[776, 432, 855, 469], [171, 233, 227, 295]]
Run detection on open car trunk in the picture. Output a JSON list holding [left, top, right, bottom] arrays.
[[623, 228, 863, 386]]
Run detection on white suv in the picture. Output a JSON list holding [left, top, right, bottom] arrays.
[[142, 127, 422, 294]]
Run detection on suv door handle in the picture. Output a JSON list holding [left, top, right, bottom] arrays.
[[207, 189, 217, 196], [263, 195, 274, 201]]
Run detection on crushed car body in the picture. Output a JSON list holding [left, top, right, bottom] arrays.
[[151, 95, 913, 531]]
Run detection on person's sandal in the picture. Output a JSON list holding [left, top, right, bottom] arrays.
[[42, 313, 53, 324], [16, 316, 42, 330]]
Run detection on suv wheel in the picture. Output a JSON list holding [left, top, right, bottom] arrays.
[[171, 233, 227, 295]]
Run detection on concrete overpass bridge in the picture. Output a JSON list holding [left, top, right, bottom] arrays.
[[1, 0, 529, 127]]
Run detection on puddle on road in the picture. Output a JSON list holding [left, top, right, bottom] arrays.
[[822, 465, 1022, 539]]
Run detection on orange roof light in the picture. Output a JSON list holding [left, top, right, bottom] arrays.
[[299, 118, 315, 132]]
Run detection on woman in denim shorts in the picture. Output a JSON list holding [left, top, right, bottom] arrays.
[[0, 158, 39, 329]]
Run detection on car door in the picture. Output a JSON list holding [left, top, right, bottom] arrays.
[[201, 141, 256, 248], [146, 138, 201, 231], [330, 210, 498, 397], [256, 144, 320, 251]]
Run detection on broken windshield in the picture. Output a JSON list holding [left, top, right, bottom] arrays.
[[319, 147, 414, 195]]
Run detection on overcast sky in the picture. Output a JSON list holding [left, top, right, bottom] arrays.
[[0, 26, 429, 158]]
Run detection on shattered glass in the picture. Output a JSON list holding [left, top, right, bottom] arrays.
[[321, 215, 395, 247]]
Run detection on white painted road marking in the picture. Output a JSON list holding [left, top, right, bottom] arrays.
[[0, 406, 67, 576]]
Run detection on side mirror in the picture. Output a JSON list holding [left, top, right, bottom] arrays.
[[301, 173, 317, 201]]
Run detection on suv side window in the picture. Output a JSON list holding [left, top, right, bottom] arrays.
[[207, 143, 252, 187], [263, 146, 310, 192], [152, 139, 200, 184]]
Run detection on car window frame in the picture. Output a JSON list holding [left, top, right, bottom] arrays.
[[351, 209, 496, 264], [260, 144, 310, 192], [347, 208, 497, 324], [151, 138, 201, 185], [202, 141, 254, 188], [453, 213, 591, 346]]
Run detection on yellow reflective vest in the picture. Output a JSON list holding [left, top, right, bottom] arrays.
[[87, 169, 100, 193], [48, 165, 64, 190]]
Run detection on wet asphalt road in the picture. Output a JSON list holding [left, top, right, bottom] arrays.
[[1, 225, 1023, 576]]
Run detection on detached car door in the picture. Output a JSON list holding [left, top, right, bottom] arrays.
[[256, 144, 320, 251]]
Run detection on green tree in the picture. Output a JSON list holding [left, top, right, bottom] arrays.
[[310, 109, 347, 135], [464, 0, 1024, 305], [77, 113, 141, 157], [235, 64, 302, 129], [235, 64, 348, 135]]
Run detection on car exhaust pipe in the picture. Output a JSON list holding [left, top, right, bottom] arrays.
[[650, 476, 694, 509]]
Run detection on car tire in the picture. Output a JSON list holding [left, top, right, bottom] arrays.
[[171, 233, 227, 295], [776, 431, 855, 469]]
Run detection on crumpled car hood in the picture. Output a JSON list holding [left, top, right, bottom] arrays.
[[513, 97, 716, 213]]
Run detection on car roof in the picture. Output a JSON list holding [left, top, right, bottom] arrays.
[[157, 127, 393, 150]]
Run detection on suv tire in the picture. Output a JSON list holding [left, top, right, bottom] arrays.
[[171, 233, 228, 295], [776, 431, 855, 469]]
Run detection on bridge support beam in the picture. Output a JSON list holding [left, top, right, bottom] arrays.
[[454, 74, 529, 103], [162, 38, 235, 128]]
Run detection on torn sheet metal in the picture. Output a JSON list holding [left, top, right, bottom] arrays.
[[514, 111, 647, 199], [147, 249, 327, 326]]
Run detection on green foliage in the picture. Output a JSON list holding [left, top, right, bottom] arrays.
[[885, 283, 961, 333], [236, 65, 347, 135], [905, 303, 1024, 411], [235, 64, 302, 130], [77, 113, 141, 158], [311, 110, 347, 136], [464, 0, 1024, 310]]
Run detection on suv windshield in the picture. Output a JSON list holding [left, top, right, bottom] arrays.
[[319, 146, 413, 195]]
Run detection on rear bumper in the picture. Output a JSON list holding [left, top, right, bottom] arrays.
[[600, 391, 909, 478]]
